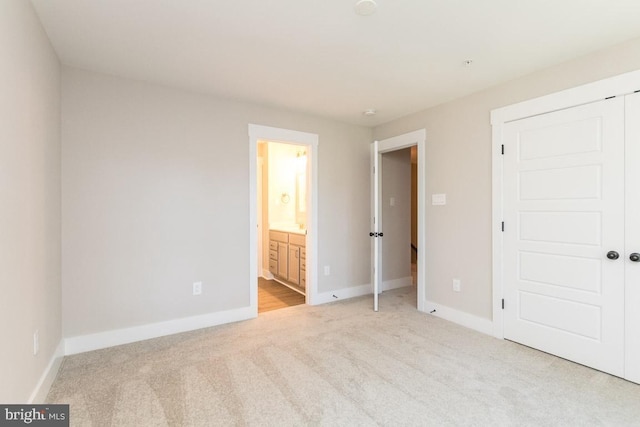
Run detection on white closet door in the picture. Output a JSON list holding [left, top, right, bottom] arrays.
[[503, 97, 625, 376], [625, 92, 640, 383]]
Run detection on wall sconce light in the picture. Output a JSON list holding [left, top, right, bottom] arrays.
[[296, 150, 307, 173]]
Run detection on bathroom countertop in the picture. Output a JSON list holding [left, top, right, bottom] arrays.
[[270, 226, 306, 235]]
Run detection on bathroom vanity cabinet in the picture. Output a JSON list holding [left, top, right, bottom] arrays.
[[269, 229, 306, 294]]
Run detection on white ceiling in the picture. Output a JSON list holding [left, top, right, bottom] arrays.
[[30, 0, 640, 127]]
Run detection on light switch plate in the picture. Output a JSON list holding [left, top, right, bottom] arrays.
[[432, 194, 447, 205], [193, 281, 202, 295]]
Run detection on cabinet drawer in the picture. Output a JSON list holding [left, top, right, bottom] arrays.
[[269, 259, 277, 273], [269, 241, 278, 251], [301, 248, 306, 259], [269, 230, 288, 243], [300, 260, 306, 269], [300, 270, 306, 289], [289, 233, 305, 247], [269, 250, 278, 260]]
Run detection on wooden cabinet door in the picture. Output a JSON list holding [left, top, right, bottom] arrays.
[[277, 242, 288, 278], [288, 246, 300, 285]]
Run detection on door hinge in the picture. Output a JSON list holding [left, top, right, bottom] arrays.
[[501, 221, 504, 232], [501, 144, 504, 155], [502, 299, 505, 310]]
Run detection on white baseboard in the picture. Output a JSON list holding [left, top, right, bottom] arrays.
[[29, 340, 65, 403], [313, 283, 372, 305], [261, 270, 273, 279], [65, 306, 255, 355], [313, 277, 413, 305], [425, 300, 493, 336], [63, 277, 414, 355], [382, 276, 412, 291]]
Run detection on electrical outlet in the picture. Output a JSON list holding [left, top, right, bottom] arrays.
[[193, 281, 202, 296], [453, 279, 461, 292], [33, 330, 39, 356], [324, 266, 331, 276]]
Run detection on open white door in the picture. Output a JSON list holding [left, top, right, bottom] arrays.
[[371, 140, 382, 311], [371, 130, 426, 313]]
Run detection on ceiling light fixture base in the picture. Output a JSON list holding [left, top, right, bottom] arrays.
[[354, 0, 378, 16]]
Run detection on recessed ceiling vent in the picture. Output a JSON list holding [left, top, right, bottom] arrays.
[[354, 0, 377, 16]]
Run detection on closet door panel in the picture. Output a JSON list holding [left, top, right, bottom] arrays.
[[503, 97, 625, 376], [625, 92, 640, 383]]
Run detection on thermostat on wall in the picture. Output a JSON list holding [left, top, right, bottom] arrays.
[[431, 193, 447, 205]]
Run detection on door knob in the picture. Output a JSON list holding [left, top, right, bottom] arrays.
[[379, 232, 384, 237], [369, 232, 375, 237], [607, 251, 620, 260], [630, 253, 640, 262]]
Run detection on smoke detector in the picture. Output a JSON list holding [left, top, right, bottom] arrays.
[[355, 0, 377, 16], [363, 109, 377, 116]]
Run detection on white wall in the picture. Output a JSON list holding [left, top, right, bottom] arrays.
[[62, 67, 372, 338], [373, 36, 640, 320], [381, 149, 411, 282], [0, 0, 61, 402]]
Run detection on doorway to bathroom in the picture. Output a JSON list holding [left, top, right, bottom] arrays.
[[249, 125, 318, 315], [257, 141, 307, 312]]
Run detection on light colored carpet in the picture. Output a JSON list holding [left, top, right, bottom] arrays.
[[47, 287, 640, 426]]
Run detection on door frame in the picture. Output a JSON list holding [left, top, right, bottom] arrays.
[[373, 129, 427, 312], [249, 124, 319, 315], [257, 157, 264, 276], [491, 69, 640, 382]]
